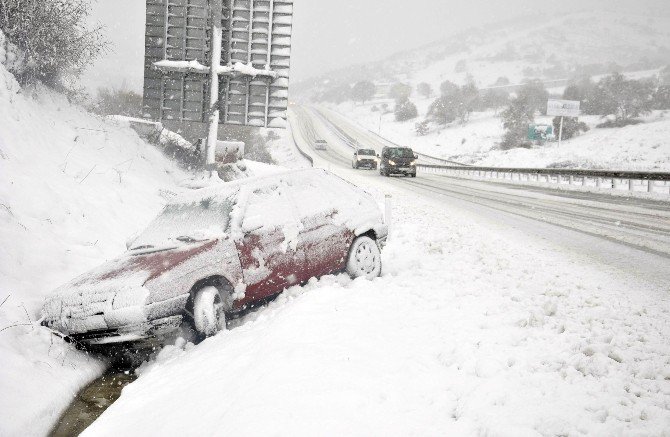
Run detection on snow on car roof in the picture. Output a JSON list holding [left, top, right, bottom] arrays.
[[172, 168, 348, 206]]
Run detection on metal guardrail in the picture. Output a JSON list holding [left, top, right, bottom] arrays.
[[288, 118, 314, 167], [418, 165, 670, 195]]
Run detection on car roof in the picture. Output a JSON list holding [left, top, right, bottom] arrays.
[[172, 168, 339, 206]]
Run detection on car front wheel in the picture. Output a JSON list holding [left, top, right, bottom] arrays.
[[193, 286, 228, 338], [346, 236, 382, 279]]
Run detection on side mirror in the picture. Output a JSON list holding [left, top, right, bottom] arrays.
[[414, 154, 418, 159], [377, 154, 381, 158]]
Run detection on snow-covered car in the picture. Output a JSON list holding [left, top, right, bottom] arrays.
[[41, 169, 387, 349], [352, 148, 378, 170], [314, 139, 328, 150]]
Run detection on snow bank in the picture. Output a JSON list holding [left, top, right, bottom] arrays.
[[84, 168, 670, 436], [0, 57, 189, 436]]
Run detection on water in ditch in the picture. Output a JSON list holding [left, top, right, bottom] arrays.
[[50, 370, 137, 437]]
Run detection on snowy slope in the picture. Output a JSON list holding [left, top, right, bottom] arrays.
[[294, 9, 670, 99], [83, 164, 670, 436], [0, 53, 191, 435]]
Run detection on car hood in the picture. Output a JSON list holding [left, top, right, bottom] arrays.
[[42, 240, 220, 333], [51, 240, 219, 298]]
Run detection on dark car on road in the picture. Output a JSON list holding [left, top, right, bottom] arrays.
[[41, 169, 388, 349], [352, 148, 378, 170], [379, 146, 417, 177]]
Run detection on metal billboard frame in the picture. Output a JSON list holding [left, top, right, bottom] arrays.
[[143, 0, 293, 165]]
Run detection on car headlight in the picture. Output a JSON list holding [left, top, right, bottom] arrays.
[[410, 160, 417, 166], [388, 160, 396, 166]]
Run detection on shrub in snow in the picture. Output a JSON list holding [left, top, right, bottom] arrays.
[[552, 116, 589, 140], [597, 73, 654, 122], [394, 97, 418, 122], [92, 87, 143, 118], [351, 80, 375, 104], [0, 0, 107, 87], [415, 120, 429, 136], [481, 88, 510, 114], [499, 96, 536, 150]]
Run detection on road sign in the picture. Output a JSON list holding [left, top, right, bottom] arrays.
[[142, 0, 293, 133], [547, 99, 580, 117]]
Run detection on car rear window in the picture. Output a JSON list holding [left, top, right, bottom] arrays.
[[358, 149, 375, 155]]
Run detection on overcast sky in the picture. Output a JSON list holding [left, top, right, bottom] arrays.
[[83, 0, 670, 93]]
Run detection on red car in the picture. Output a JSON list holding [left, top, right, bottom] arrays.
[[41, 169, 387, 348]]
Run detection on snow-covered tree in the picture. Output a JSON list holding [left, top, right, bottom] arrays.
[[394, 97, 418, 122], [351, 81, 376, 103], [0, 0, 107, 87]]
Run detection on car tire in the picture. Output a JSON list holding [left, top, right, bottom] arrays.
[[346, 236, 382, 280], [192, 286, 228, 338], [410, 172, 417, 178]]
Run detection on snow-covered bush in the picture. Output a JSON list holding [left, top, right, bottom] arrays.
[[552, 116, 589, 140], [0, 0, 107, 87], [394, 97, 418, 122]]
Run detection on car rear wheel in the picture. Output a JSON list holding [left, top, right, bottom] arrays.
[[193, 286, 228, 337], [346, 236, 382, 279]]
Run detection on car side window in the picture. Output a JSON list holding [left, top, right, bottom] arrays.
[[242, 181, 300, 235]]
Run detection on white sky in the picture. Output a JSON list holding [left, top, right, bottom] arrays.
[[82, 0, 670, 93]]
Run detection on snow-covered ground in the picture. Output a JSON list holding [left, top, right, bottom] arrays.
[[328, 100, 670, 171], [76, 114, 670, 436], [84, 159, 670, 436], [0, 54, 196, 435]]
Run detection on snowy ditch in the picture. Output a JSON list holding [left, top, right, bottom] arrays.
[[69, 176, 670, 436]]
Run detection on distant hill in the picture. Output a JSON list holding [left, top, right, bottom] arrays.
[[294, 10, 670, 101]]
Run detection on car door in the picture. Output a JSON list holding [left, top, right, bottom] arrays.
[[289, 176, 353, 281], [235, 182, 305, 301]]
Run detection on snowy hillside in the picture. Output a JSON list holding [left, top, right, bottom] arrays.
[[294, 10, 670, 98], [0, 53, 190, 435]]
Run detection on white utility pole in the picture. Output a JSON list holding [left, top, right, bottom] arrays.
[[558, 115, 564, 148], [205, 0, 224, 171]]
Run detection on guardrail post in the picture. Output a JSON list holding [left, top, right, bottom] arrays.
[[648, 180, 654, 193], [628, 179, 633, 192]]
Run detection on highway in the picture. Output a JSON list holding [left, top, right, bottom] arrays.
[[289, 104, 670, 289]]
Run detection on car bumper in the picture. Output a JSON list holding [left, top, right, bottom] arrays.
[[42, 291, 189, 347], [387, 165, 416, 174], [356, 160, 377, 168]]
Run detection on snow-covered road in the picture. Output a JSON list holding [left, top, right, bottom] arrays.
[[297, 105, 670, 287], [79, 105, 670, 436]]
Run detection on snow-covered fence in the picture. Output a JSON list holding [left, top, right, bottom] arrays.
[[418, 165, 670, 197]]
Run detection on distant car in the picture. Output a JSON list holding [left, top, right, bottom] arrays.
[[41, 169, 388, 349], [352, 148, 378, 170], [379, 146, 417, 177], [314, 139, 328, 150]]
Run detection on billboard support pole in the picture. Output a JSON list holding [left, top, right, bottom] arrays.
[[558, 116, 564, 147], [205, 0, 224, 172]]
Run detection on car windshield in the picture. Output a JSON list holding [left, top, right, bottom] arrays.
[[130, 197, 232, 250], [388, 148, 414, 158], [358, 149, 375, 155]]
